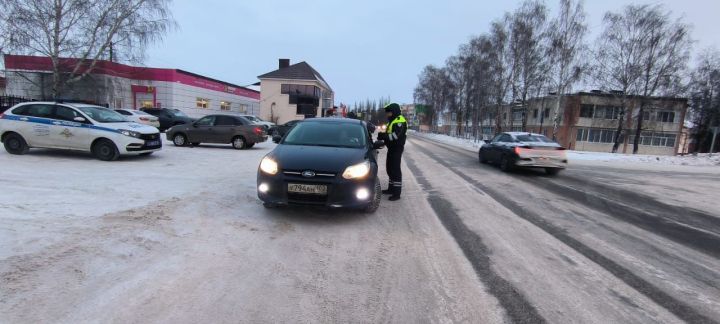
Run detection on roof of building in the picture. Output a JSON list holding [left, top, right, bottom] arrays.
[[3, 55, 260, 99], [258, 61, 332, 90]]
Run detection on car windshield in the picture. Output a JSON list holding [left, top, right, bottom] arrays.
[[516, 134, 556, 143], [169, 109, 188, 117], [76, 106, 128, 123], [283, 122, 367, 148]]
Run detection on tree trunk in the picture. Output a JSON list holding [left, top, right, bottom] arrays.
[[552, 85, 563, 140], [633, 103, 645, 154], [612, 108, 626, 153]]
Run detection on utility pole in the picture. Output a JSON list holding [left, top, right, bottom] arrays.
[[109, 42, 114, 63]]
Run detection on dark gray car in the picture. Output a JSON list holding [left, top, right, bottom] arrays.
[[166, 114, 268, 149]]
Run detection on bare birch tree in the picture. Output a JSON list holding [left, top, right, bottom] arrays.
[[0, 0, 175, 98], [547, 0, 587, 140]]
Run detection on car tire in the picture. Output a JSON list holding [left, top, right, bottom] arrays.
[[263, 202, 276, 209], [232, 136, 246, 150], [479, 150, 488, 164], [3, 133, 30, 155], [173, 133, 187, 147], [92, 139, 120, 161], [364, 177, 382, 214], [545, 168, 562, 176], [499, 154, 514, 172]]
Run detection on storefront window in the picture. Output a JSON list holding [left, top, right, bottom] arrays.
[[220, 101, 231, 111], [196, 98, 209, 109], [141, 100, 153, 108]]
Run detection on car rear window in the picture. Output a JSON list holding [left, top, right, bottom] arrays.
[[284, 122, 367, 148], [516, 134, 555, 143]]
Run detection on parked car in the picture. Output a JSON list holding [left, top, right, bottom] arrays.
[[240, 115, 275, 130], [0, 102, 162, 161], [257, 118, 385, 213], [479, 132, 568, 175], [115, 109, 160, 128], [269, 120, 299, 138], [140, 108, 194, 131], [165, 114, 267, 149]]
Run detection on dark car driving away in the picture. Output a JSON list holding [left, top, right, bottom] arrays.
[[166, 114, 267, 149], [269, 119, 299, 139], [479, 132, 568, 175], [257, 118, 384, 213], [141, 108, 195, 131]]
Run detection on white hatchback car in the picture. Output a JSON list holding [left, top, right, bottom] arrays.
[[0, 102, 162, 161], [114, 109, 161, 128]]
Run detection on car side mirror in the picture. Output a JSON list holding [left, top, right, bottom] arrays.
[[272, 134, 282, 143], [73, 116, 86, 123], [373, 140, 385, 149]]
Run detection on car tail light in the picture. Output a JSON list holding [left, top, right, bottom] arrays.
[[254, 127, 263, 135]]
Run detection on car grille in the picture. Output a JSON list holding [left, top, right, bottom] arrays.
[[287, 193, 328, 205], [282, 169, 337, 179], [139, 133, 161, 141]]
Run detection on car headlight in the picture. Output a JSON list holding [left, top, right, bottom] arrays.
[[343, 161, 371, 180], [118, 129, 141, 138], [260, 157, 279, 175]]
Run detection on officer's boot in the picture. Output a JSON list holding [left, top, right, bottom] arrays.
[[382, 182, 393, 195], [389, 185, 401, 201]]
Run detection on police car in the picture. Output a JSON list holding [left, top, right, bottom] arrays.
[[0, 102, 162, 161]]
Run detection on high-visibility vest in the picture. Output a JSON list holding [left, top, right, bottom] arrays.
[[387, 115, 407, 134]]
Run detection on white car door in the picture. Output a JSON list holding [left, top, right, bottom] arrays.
[[50, 105, 90, 150], [18, 104, 56, 148]]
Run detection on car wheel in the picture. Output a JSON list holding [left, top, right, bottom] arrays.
[[92, 139, 120, 161], [263, 202, 276, 209], [3, 133, 29, 155], [479, 150, 488, 164], [232, 136, 246, 150], [499, 154, 514, 172], [173, 133, 187, 147], [364, 177, 382, 214], [545, 168, 562, 176]]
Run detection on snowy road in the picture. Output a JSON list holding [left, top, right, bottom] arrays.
[[1, 135, 719, 323]]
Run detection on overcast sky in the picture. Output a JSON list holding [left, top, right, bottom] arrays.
[[146, 0, 720, 106]]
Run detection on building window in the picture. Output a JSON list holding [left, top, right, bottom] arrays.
[[533, 109, 539, 119], [594, 106, 620, 120], [580, 104, 594, 118], [237, 104, 248, 113], [544, 109, 550, 118], [657, 111, 675, 123], [196, 98, 209, 109], [141, 100, 153, 108], [114, 99, 123, 109], [643, 111, 652, 121], [576, 128, 619, 143], [628, 132, 676, 147], [220, 101, 231, 111]]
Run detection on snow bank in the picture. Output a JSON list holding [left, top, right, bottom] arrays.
[[411, 131, 720, 167]]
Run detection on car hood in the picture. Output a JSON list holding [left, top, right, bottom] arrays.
[[271, 144, 367, 173], [96, 122, 159, 134]]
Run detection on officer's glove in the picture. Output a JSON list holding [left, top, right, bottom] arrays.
[[377, 132, 389, 142]]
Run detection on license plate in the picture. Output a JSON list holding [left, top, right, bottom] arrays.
[[146, 140, 160, 147], [288, 183, 328, 195]]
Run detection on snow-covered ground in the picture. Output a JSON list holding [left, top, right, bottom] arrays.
[[412, 131, 720, 168]]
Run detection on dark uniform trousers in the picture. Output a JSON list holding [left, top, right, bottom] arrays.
[[386, 145, 404, 195]]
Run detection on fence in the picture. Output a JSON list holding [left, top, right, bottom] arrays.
[[0, 96, 35, 112]]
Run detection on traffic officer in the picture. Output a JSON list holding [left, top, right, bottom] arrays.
[[378, 103, 407, 201]]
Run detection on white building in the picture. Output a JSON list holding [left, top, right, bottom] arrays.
[[3, 55, 260, 118]]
